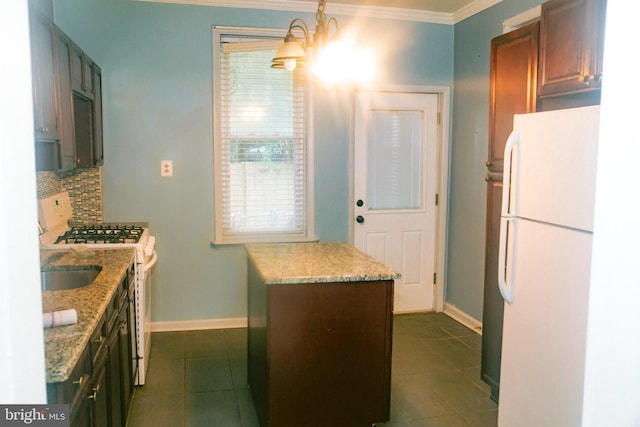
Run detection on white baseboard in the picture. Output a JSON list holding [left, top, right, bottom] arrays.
[[151, 317, 247, 332], [443, 303, 483, 335]]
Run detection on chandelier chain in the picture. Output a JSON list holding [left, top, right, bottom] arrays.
[[316, 0, 327, 26]]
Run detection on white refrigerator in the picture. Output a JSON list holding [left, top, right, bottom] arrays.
[[497, 105, 600, 426]]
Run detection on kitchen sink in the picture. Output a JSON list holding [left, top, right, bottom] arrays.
[[41, 267, 102, 291]]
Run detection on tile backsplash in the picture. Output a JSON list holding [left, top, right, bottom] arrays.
[[36, 167, 103, 224]]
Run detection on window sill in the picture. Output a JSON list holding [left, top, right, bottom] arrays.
[[211, 235, 319, 247]]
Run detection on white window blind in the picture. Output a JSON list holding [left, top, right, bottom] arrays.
[[214, 32, 314, 244]]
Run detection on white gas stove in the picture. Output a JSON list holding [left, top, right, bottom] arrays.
[[38, 191, 156, 385]]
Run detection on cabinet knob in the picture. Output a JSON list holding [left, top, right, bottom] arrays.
[[356, 215, 365, 224], [356, 199, 364, 207], [485, 161, 493, 168], [93, 335, 104, 344], [73, 376, 84, 386], [583, 75, 590, 83]]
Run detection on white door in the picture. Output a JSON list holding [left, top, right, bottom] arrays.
[[354, 92, 439, 313]]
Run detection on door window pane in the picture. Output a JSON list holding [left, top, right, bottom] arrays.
[[367, 110, 423, 210]]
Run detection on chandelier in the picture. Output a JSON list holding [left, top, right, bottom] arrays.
[[271, 0, 376, 84]]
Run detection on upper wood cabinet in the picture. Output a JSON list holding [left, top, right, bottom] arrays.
[[71, 43, 95, 100], [54, 28, 77, 171], [29, 11, 60, 142], [29, 8, 104, 171], [537, 0, 607, 97], [487, 22, 539, 174]]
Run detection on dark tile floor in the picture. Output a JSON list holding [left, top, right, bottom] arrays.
[[127, 313, 497, 427]]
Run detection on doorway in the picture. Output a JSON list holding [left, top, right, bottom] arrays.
[[351, 88, 450, 313]]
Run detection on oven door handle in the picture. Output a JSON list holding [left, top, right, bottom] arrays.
[[143, 250, 157, 272]]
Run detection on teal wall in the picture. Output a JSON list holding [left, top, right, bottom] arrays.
[[447, 0, 544, 320], [52, 0, 453, 322]]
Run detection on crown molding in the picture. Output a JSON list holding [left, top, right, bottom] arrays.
[[453, 0, 503, 23], [135, 0, 502, 24], [133, 0, 454, 24]]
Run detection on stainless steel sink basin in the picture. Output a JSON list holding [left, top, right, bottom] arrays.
[[41, 268, 101, 291]]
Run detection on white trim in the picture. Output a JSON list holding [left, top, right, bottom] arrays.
[[443, 303, 483, 335], [348, 84, 451, 315], [151, 317, 247, 332], [212, 26, 316, 245], [134, 0, 499, 24], [503, 5, 541, 33], [453, 0, 503, 24]]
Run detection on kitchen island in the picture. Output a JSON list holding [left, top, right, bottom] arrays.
[[245, 242, 400, 427]]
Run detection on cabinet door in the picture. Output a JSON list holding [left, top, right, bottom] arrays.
[[481, 22, 539, 402], [71, 43, 95, 100], [29, 11, 60, 142], [117, 301, 133, 423], [92, 65, 104, 166], [481, 179, 503, 402], [538, 0, 606, 97], [89, 356, 109, 427], [107, 329, 123, 427], [487, 22, 539, 173], [54, 28, 77, 170]]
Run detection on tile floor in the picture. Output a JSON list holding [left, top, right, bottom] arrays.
[[127, 312, 497, 427]]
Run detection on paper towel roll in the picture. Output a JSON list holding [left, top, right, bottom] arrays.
[[43, 309, 78, 328]]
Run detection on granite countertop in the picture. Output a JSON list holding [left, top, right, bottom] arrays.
[[245, 242, 401, 284], [40, 248, 136, 383]]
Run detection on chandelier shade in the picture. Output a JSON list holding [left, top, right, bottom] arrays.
[[271, 0, 376, 84]]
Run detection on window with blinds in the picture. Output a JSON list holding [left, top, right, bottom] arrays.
[[213, 31, 314, 244]]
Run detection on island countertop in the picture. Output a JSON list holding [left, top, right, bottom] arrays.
[[245, 242, 400, 284], [40, 248, 136, 383]]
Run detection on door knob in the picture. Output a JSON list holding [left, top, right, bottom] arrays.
[[356, 215, 365, 224], [356, 199, 364, 207]]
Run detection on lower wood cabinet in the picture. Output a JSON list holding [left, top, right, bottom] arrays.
[[247, 258, 394, 427], [46, 263, 135, 427]]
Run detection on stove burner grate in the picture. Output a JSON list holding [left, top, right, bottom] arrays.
[[54, 224, 144, 244]]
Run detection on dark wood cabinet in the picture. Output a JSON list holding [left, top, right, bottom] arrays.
[[46, 264, 135, 427], [29, 10, 60, 142], [90, 354, 109, 427], [538, 0, 606, 98], [481, 0, 607, 403], [117, 299, 133, 424], [71, 43, 95, 100], [46, 345, 92, 427], [487, 22, 539, 174], [54, 28, 77, 170], [28, 9, 104, 171], [107, 323, 123, 427], [247, 258, 393, 427], [92, 65, 104, 166], [482, 22, 539, 403]]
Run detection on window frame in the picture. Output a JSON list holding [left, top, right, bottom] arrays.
[[212, 26, 316, 245]]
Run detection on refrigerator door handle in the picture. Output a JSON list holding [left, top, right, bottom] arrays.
[[501, 129, 519, 217], [498, 129, 519, 304], [498, 217, 516, 304]]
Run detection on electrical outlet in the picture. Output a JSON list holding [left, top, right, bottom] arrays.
[[161, 160, 173, 177]]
